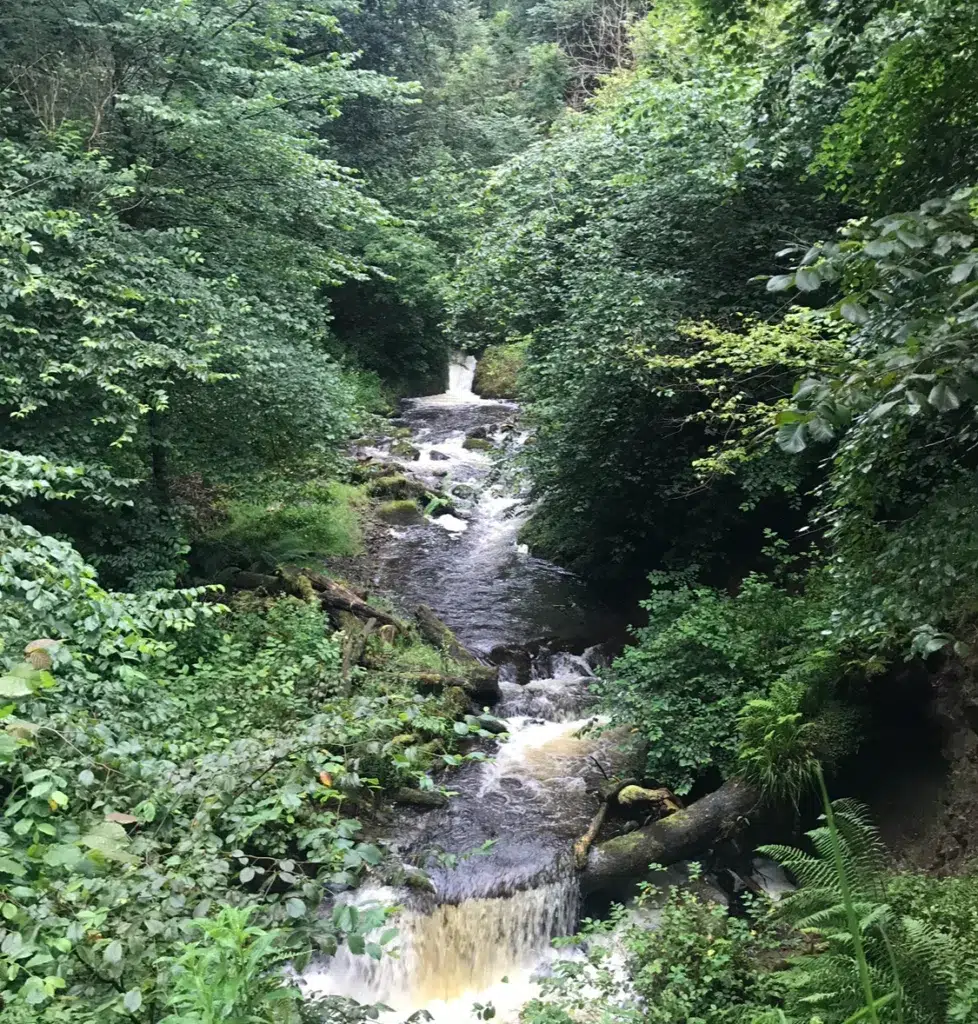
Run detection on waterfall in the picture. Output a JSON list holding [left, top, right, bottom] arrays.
[[304, 350, 627, 1022], [447, 352, 477, 397], [307, 879, 578, 1020]]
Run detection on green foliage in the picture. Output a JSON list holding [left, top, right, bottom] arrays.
[[207, 480, 367, 571], [602, 568, 838, 794], [0, 511, 482, 1019], [759, 791, 978, 1024], [473, 342, 528, 399], [450, 0, 832, 579], [522, 866, 781, 1024]]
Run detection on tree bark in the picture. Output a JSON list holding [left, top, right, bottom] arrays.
[[581, 777, 760, 893]]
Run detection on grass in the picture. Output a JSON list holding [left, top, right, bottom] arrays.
[[209, 478, 367, 567]]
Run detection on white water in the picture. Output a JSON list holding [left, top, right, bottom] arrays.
[[448, 353, 478, 396]]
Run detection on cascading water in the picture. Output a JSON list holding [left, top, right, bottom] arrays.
[[303, 353, 631, 1021]]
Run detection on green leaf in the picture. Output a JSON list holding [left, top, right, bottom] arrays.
[[124, 989, 142, 1012], [286, 897, 306, 918], [928, 383, 961, 412], [794, 267, 821, 292], [347, 933, 366, 955], [766, 274, 794, 292], [776, 422, 807, 454], [103, 940, 123, 965], [840, 300, 869, 324], [950, 262, 974, 284], [0, 676, 34, 699], [0, 856, 26, 877]]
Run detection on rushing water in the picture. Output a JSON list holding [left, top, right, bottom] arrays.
[[302, 354, 632, 1021]]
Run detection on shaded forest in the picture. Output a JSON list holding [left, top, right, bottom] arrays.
[[4, 0, 978, 1020]]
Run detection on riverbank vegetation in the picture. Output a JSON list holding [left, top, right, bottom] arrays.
[[5, 0, 978, 1019]]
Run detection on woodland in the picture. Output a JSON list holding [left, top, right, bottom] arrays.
[[3, 0, 978, 1021]]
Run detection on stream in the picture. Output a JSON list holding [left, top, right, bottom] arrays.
[[302, 354, 635, 1021]]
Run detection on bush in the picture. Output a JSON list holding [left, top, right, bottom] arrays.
[[208, 480, 367, 569], [601, 568, 838, 794], [473, 342, 527, 399]]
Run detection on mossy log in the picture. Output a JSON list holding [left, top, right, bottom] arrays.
[[414, 604, 500, 705], [226, 568, 406, 633], [393, 787, 448, 809], [580, 777, 760, 893]]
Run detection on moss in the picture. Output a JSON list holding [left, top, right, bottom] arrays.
[[462, 436, 495, 452], [390, 439, 421, 460], [472, 342, 527, 399], [376, 500, 426, 526], [367, 474, 427, 501]]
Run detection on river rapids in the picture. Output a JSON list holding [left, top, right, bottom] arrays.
[[301, 354, 632, 1021]]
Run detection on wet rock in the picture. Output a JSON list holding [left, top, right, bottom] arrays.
[[489, 644, 532, 685], [391, 439, 421, 460], [477, 714, 509, 735], [367, 474, 428, 501], [415, 604, 501, 705], [466, 425, 490, 440], [462, 436, 495, 452], [431, 468, 449, 478], [451, 483, 478, 500], [401, 865, 437, 893], [377, 501, 426, 527], [429, 449, 451, 461]]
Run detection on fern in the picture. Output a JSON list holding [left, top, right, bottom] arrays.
[[759, 785, 977, 1024]]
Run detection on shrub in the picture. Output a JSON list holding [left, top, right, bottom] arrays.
[[601, 569, 837, 794], [473, 342, 527, 399]]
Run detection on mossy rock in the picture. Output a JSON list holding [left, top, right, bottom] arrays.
[[367, 474, 427, 501], [377, 500, 426, 526], [391, 439, 421, 460], [451, 483, 478, 500], [473, 342, 526, 399], [462, 436, 495, 452], [390, 427, 414, 439], [350, 460, 402, 483]]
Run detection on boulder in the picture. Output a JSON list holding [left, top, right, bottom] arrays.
[[415, 604, 501, 705], [377, 501, 426, 527], [393, 787, 449, 809], [430, 450, 451, 461], [462, 437, 495, 452], [367, 474, 427, 501], [391, 439, 421, 460]]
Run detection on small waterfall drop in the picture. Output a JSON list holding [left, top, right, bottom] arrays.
[[448, 353, 477, 397], [307, 879, 578, 1021]]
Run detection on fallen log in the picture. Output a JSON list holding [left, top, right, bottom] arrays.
[[293, 569, 406, 631], [573, 777, 640, 869], [581, 776, 760, 894], [414, 604, 501, 705], [225, 568, 406, 632], [393, 787, 449, 809]]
